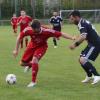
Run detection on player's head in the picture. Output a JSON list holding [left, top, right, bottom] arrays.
[[13, 13, 16, 17], [20, 10, 26, 16], [31, 19, 41, 34], [69, 10, 81, 25], [53, 12, 58, 16]]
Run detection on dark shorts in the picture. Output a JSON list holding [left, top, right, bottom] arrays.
[[80, 44, 100, 61], [53, 26, 61, 32]]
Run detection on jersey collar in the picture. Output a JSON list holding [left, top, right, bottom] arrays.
[[78, 18, 82, 26]]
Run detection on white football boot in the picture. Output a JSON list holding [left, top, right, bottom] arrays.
[[27, 82, 36, 87], [24, 66, 30, 73], [54, 46, 57, 48], [91, 76, 100, 85], [81, 76, 93, 83]]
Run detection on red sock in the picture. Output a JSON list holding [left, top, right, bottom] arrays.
[[32, 63, 38, 83]]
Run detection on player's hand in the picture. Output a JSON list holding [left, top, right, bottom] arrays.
[[13, 50, 18, 57], [72, 36, 76, 41], [69, 43, 76, 50]]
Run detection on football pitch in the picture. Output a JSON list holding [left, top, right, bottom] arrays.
[[0, 24, 100, 100]]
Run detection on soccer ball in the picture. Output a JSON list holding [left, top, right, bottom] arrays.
[[6, 74, 16, 85]]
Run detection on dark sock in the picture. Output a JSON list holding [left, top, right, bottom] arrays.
[[53, 38, 57, 46], [84, 62, 100, 76], [81, 64, 92, 77]]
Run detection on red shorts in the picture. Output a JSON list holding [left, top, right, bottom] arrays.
[[21, 45, 47, 63], [12, 25, 17, 29]]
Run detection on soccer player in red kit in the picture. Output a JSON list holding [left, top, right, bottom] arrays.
[[13, 19, 75, 87], [11, 13, 18, 34], [17, 10, 32, 48]]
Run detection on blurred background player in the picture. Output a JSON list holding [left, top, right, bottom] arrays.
[[50, 11, 63, 48], [17, 10, 32, 48], [13, 19, 75, 87], [11, 13, 18, 34]]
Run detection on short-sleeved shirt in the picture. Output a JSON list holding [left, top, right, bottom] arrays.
[[11, 17, 18, 25], [20, 27, 61, 48], [78, 18, 100, 47], [50, 16, 63, 28], [17, 16, 32, 31]]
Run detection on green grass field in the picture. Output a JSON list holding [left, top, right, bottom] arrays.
[[0, 24, 100, 100]]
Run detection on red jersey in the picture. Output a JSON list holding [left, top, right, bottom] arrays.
[[11, 17, 17, 25], [17, 16, 32, 31], [20, 27, 61, 48]]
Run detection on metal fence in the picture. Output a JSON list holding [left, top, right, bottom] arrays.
[[0, 0, 100, 20]]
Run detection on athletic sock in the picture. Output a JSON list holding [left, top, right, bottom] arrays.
[[53, 38, 57, 46], [81, 64, 92, 77], [84, 62, 100, 76], [32, 63, 39, 82]]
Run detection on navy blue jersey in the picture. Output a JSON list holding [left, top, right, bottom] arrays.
[[78, 19, 100, 47], [50, 16, 63, 28]]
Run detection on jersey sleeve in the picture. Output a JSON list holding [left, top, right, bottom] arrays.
[[17, 17, 22, 23], [46, 29, 61, 38], [49, 17, 53, 23], [78, 23, 88, 36], [19, 27, 32, 39], [28, 16, 32, 22], [59, 17, 63, 22]]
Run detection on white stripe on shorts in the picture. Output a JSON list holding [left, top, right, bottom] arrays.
[[86, 46, 95, 59]]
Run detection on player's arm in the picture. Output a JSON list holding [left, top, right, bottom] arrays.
[[69, 33, 87, 50], [47, 29, 75, 40], [11, 18, 13, 25], [60, 17, 63, 27], [17, 17, 22, 25], [61, 32, 75, 40], [13, 34, 22, 57], [13, 28, 30, 57], [49, 18, 53, 29], [69, 24, 88, 50]]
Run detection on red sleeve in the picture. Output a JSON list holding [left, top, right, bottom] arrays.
[[19, 27, 32, 39], [28, 16, 32, 22], [17, 17, 21, 23], [46, 29, 62, 38]]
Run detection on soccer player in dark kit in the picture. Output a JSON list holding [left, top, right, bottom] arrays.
[[69, 10, 100, 85], [13, 19, 75, 87], [50, 11, 63, 48]]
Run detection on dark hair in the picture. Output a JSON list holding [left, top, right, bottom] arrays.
[[68, 10, 81, 17], [31, 19, 41, 29]]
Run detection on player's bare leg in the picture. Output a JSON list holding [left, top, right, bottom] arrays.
[[21, 39, 23, 48], [25, 38, 28, 47], [79, 57, 100, 84], [14, 28, 17, 36], [20, 61, 32, 73]]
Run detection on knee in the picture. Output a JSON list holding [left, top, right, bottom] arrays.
[[79, 57, 88, 65], [32, 57, 38, 64]]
